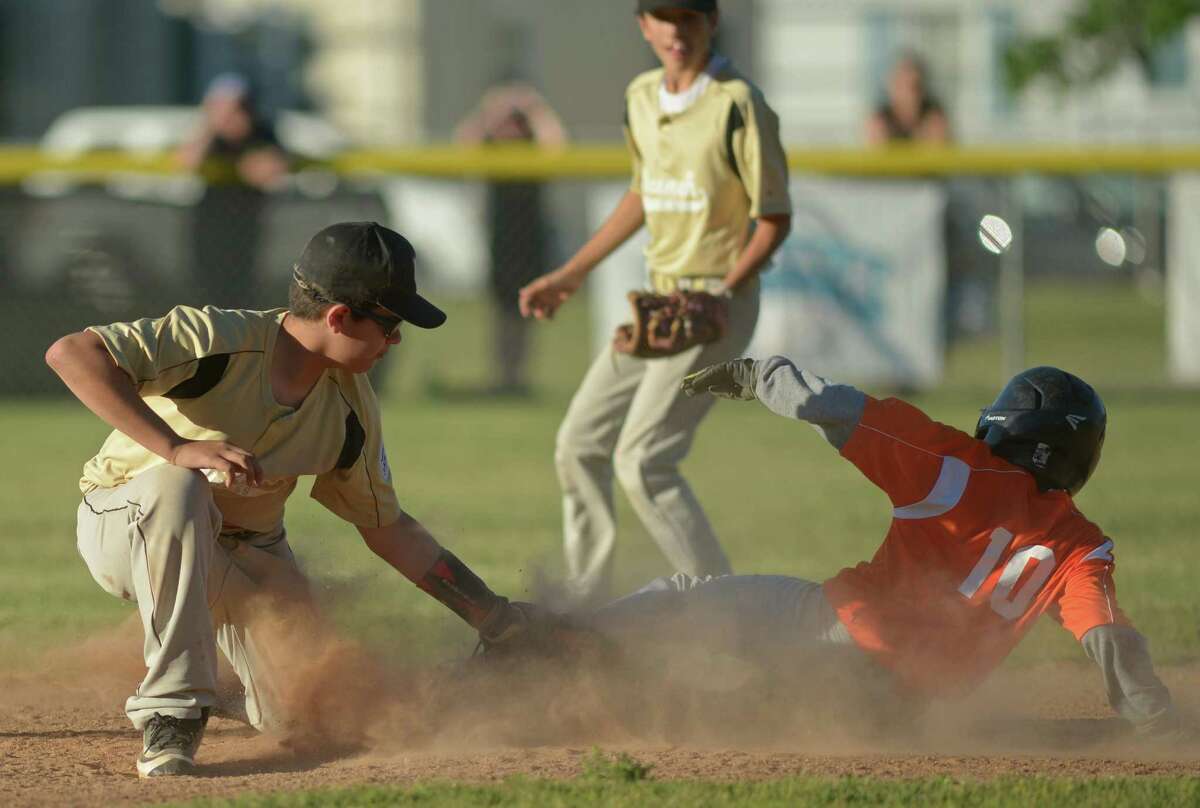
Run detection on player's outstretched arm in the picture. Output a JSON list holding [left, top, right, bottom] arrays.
[[1081, 624, 1194, 741], [1058, 563, 1195, 742], [683, 356, 867, 449], [358, 515, 556, 648]]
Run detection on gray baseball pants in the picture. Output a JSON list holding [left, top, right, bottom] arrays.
[[556, 278, 759, 604], [76, 464, 307, 731], [590, 573, 904, 716], [592, 572, 855, 653]]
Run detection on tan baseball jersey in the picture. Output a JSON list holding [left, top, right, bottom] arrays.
[[624, 56, 792, 278], [80, 305, 402, 535]]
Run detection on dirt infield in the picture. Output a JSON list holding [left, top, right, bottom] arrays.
[[2, 623, 1198, 808]]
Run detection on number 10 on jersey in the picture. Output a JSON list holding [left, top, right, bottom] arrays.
[[958, 528, 1057, 620]]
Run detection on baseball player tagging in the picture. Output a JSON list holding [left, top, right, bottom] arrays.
[[47, 222, 561, 777]]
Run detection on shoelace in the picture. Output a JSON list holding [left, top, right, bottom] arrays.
[[146, 716, 197, 751]]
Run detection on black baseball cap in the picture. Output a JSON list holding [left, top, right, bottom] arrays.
[[293, 222, 446, 329], [637, 0, 716, 13]]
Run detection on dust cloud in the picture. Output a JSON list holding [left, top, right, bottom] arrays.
[[3, 570, 1196, 774]]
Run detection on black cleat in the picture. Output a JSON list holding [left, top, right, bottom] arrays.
[[136, 709, 208, 778]]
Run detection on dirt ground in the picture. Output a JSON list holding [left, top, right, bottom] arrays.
[[3, 619, 1198, 808]]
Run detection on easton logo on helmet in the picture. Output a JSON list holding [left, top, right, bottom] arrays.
[[1065, 414, 1087, 430]]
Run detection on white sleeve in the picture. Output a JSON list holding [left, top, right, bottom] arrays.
[[1081, 623, 1182, 735], [754, 356, 867, 450]]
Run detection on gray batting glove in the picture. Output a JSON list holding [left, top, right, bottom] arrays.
[[681, 358, 759, 401]]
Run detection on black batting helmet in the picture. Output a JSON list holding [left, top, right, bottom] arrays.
[[975, 366, 1107, 495]]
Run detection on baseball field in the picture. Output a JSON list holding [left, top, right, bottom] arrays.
[[1, 280, 1197, 806]]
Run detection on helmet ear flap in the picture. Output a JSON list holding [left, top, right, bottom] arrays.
[[978, 424, 1045, 486]]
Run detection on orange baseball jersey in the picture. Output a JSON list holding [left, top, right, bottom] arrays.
[[822, 396, 1126, 696]]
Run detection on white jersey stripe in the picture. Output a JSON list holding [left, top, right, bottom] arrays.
[[1084, 539, 1115, 563], [893, 456, 971, 520], [1100, 568, 1116, 623]]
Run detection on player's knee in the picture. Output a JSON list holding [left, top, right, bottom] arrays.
[[138, 465, 215, 527], [554, 413, 585, 456], [613, 445, 648, 495], [150, 464, 210, 499], [554, 419, 608, 473], [615, 445, 684, 501]]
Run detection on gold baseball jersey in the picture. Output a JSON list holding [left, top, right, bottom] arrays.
[[625, 58, 792, 278], [80, 305, 402, 535]]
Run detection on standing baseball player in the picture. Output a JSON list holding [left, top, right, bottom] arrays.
[[518, 0, 792, 604], [45, 222, 555, 777], [585, 357, 1190, 739]]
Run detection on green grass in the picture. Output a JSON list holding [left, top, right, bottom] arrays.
[[2, 280, 1197, 804], [0, 280, 1196, 665], [168, 774, 1200, 807]]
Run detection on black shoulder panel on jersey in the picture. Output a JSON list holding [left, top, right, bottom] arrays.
[[725, 102, 745, 181], [336, 409, 365, 470], [623, 101, 640, 158], [165, 353, 231, 399]]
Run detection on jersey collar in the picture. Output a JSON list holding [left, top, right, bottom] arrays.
[[658, 52, 729, 115]]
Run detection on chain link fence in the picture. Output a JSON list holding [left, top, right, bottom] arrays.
[[0, 152, 1180, 395], [0, 171, 389, 394]]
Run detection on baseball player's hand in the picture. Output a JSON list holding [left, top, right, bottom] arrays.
[[169, 439, 264, 488], [477, 600, 574, 658], [518, 266, 585, 320], [682, 358, 760, 401]]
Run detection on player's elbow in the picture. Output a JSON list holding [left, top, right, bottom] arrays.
[[767, 213, 791, 241], [45, 330, 109, 380], [45, 332, 84, 373], [360, 511, 421, 555]]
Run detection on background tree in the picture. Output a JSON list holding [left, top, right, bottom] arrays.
[[1005, 0, 1200, 92]]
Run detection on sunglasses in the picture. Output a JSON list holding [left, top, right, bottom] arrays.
[[348, 306, 403, 340]]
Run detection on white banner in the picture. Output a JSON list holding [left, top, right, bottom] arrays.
[[1168, 173, 1200, 384], [588, 177, 947, 386], [380, 178, 487, 295]]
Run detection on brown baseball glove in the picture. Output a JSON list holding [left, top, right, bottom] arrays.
[[612, 290, 729, 358]]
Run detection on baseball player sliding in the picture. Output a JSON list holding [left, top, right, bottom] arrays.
[[587, 357, 1192, 740], [45, 222, 559, 777]]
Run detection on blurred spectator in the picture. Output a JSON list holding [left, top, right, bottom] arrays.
[[865, 52, 951, 145], [865, 53, 990, 347], [178, 74, 290, 308], [177, 73, 289, 188], [450, 83, 567, 397]]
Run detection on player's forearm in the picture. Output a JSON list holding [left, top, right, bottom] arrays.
[[45, 331, 185, 461], [563, 190, 645, 276], [723, 214, 791, 292], [754, 356, 867, 450], [359, 516, 505, 629], [1081, 624, 1181, 736], [359, 513, 442, 582]]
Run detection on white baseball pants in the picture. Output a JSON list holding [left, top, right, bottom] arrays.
[[555, 278, 759, 605], [76, 464, 309, 732]]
